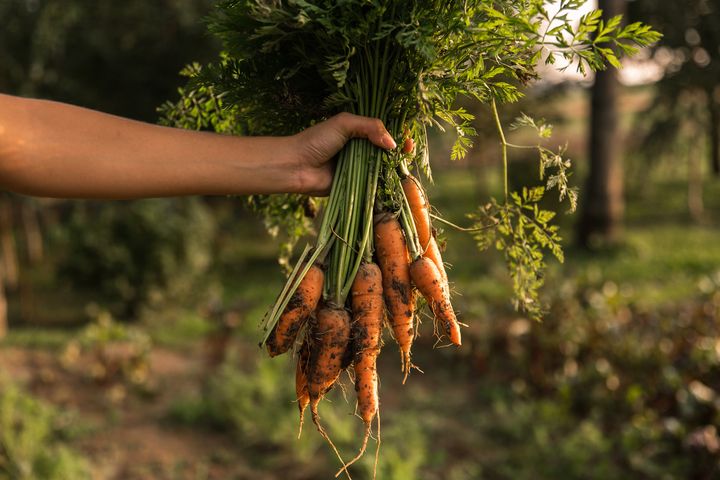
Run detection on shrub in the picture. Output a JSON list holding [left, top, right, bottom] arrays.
[[0, 383, 90, 479]]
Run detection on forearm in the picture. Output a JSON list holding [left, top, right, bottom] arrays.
[[0, 94, 302, 199]]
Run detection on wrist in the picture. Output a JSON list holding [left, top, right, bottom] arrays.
[[226, 134, 305, 195], [286, 132, 327, 196], [285, 133, 309, 194]]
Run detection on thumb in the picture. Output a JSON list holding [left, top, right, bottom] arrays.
[[331, 112, 397, 150]]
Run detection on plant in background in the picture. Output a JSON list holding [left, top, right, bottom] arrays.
[[167, 353, 354, 462], [62, 309, 152, 389], [59, 198, 215, 319], [0, 382, 90, 479], [161, 0, 659, 472]]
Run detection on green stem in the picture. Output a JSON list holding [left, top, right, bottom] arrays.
[[335, 139, 360, 302], [429, 212, 498, 232], [506, 142, 536, 150], [340, 149, 381, 300], [318, 147, 349, 242], [491, 99, 509, 203], [396, 167, 421, 259], [399, 204, 420, 259]]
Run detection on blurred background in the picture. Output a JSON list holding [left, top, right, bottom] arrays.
[[0, 0, 719, 478]]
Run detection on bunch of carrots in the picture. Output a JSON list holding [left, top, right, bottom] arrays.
[[262, 136, 460, 477]]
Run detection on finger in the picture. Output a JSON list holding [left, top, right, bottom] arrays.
[[332, 112, 397, 150]]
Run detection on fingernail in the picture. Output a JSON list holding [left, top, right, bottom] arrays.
[[382, 133, 397, 149]]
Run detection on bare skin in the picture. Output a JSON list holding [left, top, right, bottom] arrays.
[[0, 94, 397, 199]]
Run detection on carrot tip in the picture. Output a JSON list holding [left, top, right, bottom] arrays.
[[450, 327, 462, 346], [401, 351, 412, 384], [399, 349, 413, 383], [297, 410, 305, 439]]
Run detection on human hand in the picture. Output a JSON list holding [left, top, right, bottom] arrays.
[[291, 112, 397, 196]]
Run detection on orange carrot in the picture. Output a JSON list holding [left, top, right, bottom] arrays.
[[295, 340, 311, 438], [402, 128, 415, 154], [402, 137, 414, 154], [401, 175, 450, 286], [339, 262, 383, 475], [401, 175, 431, 252], [266, 264, 324, 357], [308, 307, 351, 402], [409, 257, 461, 346], [308, 306, 352, 474], [424, 235, 448, 286], [374, 213, 415, 374]]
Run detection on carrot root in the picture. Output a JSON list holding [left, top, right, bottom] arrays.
[[297, 409, 305, 439], [373, 408, 381, 480], [401, 350, 411, 384], [312, 402, 352, 480], [335, 423, 371, 478], [296, 341, 311, 438]]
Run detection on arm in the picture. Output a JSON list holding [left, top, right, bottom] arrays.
[[0, 94, 397, 199]]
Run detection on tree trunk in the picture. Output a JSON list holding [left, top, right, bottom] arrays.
[[709, 96, 720, 177], [21, 202, 44, 264], [577, 0, 626, 249], [0, 265, 7, 339], [0, 198, 19, 290], [688, 142, 704, 222]]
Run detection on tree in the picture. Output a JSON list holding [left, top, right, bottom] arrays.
[[628, 0, 720, 177], [577, 0, 626, 248], [0, 0, 219, 121]]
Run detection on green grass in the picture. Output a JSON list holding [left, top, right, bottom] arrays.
[[3, 326, 79, 350], [145, 311, 215, 349], [0, 382, 91, 479]]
